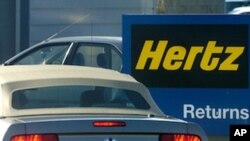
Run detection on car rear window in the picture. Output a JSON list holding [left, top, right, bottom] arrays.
[[12, 86, 150, 110]]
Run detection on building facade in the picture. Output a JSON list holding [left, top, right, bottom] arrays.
[[0, 0, 224, 63]]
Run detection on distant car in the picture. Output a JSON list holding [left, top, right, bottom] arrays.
[[3, 36, 122, 71], [0, 65, 208, 141], [228, 6, 250, 14]]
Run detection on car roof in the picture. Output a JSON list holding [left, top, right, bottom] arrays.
[[0, 65, 165, 117], [43, 36, 122, 51], [228, 6, 250, 14], [0, 65, 134, 85]]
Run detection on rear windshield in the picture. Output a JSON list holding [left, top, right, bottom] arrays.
[[12, 86, 150, 110]]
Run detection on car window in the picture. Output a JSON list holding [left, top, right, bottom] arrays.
[[14, 43, 71, 65], [111, 49, 122, 71], [72, 43, 122, 71], [12, 86, 150, 110]]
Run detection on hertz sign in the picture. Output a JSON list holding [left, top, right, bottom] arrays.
[[131, 24, 248, 88], [122, 15, 250, 135], [135, 40, 244, 71]]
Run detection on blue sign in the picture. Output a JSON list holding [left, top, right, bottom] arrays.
[[122, 15, 250, 135]]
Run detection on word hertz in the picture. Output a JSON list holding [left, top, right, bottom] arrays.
[[135, 40, 245, 71]]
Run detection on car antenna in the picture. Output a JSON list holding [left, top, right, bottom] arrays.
[[43, 14, 89, 42]]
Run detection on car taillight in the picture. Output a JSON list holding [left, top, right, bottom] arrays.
[[93, 121, 126, 127], [11, 134, 58, 141], [160, 134, 201, 141]]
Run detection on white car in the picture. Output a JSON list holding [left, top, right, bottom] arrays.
[[228, 6, 250, 14], [0, 65, 207, 141], [3, 36, 122, 71]]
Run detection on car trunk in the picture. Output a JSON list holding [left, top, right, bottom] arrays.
[[9, 114, 188, 141], [59, 134, 158, 141]]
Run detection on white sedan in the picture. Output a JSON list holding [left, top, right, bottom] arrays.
[[3, 36, 122, 71], [228, 6, 250, 14], [0, 65, 207, 141]]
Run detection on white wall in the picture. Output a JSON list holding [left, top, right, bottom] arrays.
[[29, 0, 154, 45]]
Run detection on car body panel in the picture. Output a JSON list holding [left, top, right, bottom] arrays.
[[2, 115, 191, 141], [228, 6, 250, 14]]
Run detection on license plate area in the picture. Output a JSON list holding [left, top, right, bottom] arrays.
[[59, 134, 158, 141]]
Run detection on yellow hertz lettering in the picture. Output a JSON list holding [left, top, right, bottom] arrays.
[[135, 40, 245, 71]]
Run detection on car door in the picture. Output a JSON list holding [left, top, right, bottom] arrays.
[[70, 43, 122, 71]]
